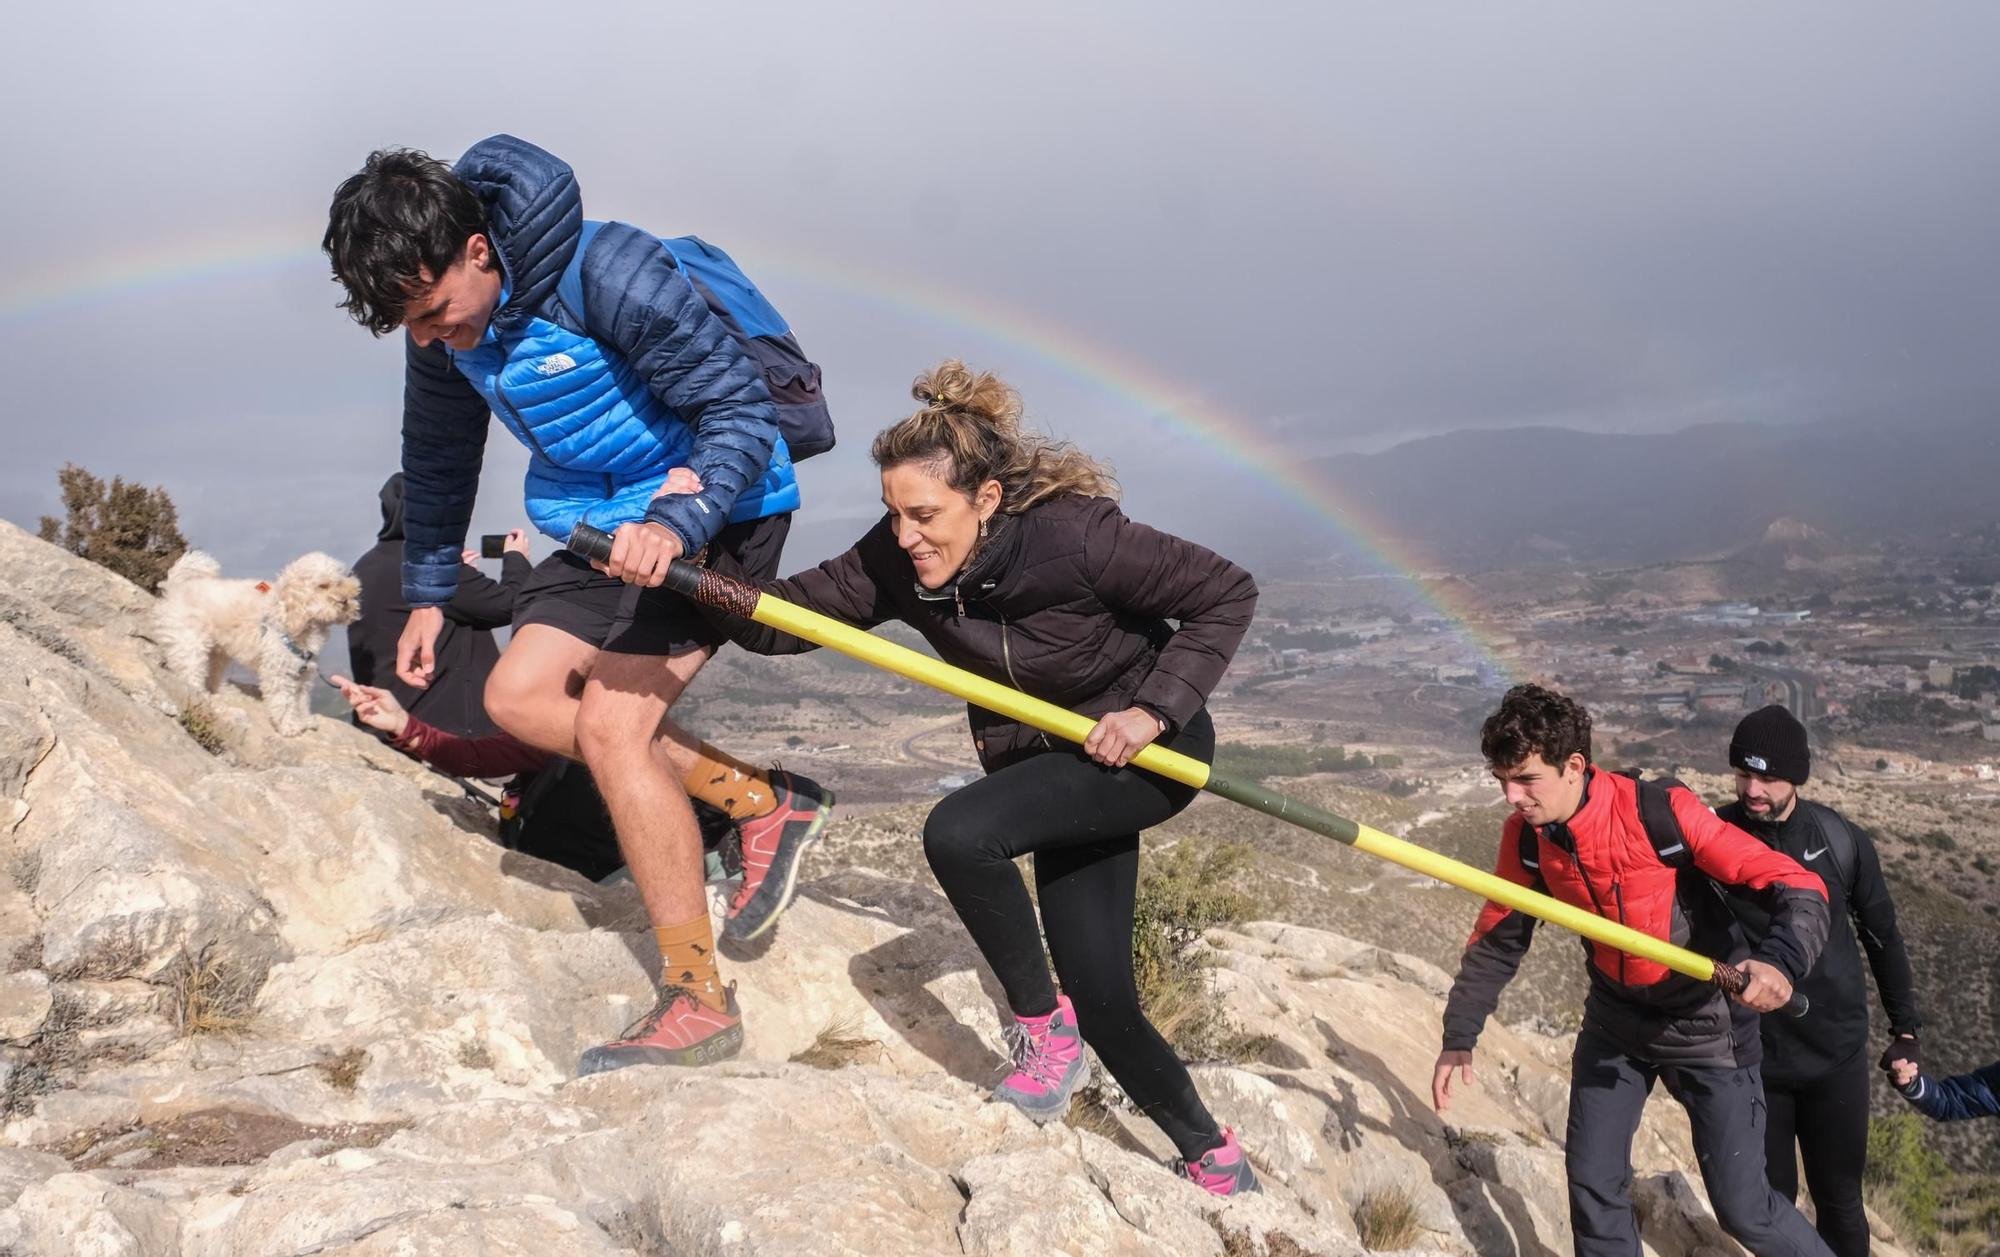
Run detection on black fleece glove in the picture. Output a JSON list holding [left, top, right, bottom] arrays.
[[1879, 1035, 1921, 1075]]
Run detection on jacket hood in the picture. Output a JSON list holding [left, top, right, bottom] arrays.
[[451, 134, 583, 331], [377, 472, 406, 542]]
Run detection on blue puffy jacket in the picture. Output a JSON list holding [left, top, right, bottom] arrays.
[[400, 135, 799, 606], [1899, 1061, 2000, 1122]]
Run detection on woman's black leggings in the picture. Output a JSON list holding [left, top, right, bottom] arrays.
[[922, 709, 1223, 1161]]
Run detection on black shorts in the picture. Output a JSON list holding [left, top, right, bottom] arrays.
[[513, 513, 791, 657]]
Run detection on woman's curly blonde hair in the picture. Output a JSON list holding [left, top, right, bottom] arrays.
[[869, 360, 1117, 511]]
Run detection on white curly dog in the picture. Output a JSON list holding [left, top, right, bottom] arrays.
[[155, 550, 362, 736]]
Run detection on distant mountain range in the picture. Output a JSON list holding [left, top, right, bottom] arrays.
[[1295, 412, 1999, 570]]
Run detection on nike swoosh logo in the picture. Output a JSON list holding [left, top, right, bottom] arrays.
[[1803, 847, 1827, 861]]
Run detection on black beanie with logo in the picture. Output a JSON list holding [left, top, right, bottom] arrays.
[[1729, 705, 1810, 786]]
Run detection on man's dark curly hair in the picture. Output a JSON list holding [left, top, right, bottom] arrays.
[[1480, 683, 1592, 770], [323, 148, 489, 335]]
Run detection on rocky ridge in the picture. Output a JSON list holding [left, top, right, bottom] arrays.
[[0, 519, 1891, 1256]]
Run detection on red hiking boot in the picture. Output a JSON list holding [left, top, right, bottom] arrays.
[[576, 983, 744, 1075], [721, 771, 832, 942]]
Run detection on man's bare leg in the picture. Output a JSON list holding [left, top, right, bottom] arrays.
[[573, 646, 716, 928], [486, 624, 704, 775], [571, 646, 752, 1073]]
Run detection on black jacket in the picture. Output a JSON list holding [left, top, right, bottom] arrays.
[[1717, 797, 1922, 1082], [349, 473, 530, 738], [725, 495, 1257, 771]]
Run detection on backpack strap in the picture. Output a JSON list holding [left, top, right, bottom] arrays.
[[555, 220, 606, 332], [1800, 800, 1858, 898], [1627, 772, 1693, 869], [1515, 819, 1547, 893]]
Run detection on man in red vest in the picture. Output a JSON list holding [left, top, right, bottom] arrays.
[[1432, 684, 1833, 1257]]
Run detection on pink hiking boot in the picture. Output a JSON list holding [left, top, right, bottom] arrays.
[[991, 993, 1090, 1121], [1174, 1128, 1261, 1196]]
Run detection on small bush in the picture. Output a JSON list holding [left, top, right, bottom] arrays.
[[177, 699, 228, 756], [1914, 829, 1958, 852], [36, 463, 188, 593], [1866, 1112, 1947, 1247], [315, 1048, 368, 1093], [1354, 1185, 1424, 1251], [1216, 742, 1371, 784], [1, 989, 88, 1117], [1133, 840, 1252, 1060]]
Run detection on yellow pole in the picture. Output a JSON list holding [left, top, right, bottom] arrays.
[[566, 527, 1754, 994]]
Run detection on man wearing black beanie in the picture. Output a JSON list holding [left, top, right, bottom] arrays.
[[1718, 705, 1923, 1257]]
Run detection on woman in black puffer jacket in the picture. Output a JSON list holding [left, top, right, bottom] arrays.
[[725, 360, 1261, 1196]]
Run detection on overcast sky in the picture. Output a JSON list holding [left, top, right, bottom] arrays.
[[2, 2, 1996, 580]]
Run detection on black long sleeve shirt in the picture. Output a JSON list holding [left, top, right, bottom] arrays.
[[1718, 797, 1922, 1082]]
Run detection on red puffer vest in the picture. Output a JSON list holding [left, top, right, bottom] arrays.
[[1520, 770, 1699, 988]]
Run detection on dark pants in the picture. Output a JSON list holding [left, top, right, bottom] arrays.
[[921, 709, 1223, 1161], [1566, 1027, 1835, 1257], [1765, 1052, 1872, 1257]]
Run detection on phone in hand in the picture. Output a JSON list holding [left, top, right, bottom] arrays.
[[479, 534, 507, 560]]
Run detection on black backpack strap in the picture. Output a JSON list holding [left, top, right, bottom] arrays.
[[1632, 776, 1693, 868], [1802, 800, 1857, 898], [1515, 821, 1548, 893]]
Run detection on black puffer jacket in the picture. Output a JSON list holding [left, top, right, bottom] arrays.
[[724, 495, 1257, 770]]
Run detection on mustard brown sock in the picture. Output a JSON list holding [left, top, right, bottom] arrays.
[[653, 914, 727, 1012], [682, 742, 777, 821]]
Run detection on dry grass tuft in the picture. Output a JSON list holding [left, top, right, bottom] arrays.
[[789, 1015, 881, 1070], [1354, 1185, 1424, 1252], [162, 943, 258, 1037]]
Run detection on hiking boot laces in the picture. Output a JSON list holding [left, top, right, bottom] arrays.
[[1003, 1020, 1068, 1090], [620, 984, 699, 1041]]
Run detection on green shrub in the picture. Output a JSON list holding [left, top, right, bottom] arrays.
[[177, 699, 227, 756], [37, 463, 187, 592], [1914, 829, 1958, 852], [1133, 839, 1252, 1060], [1216, 741, 1372, 783], [1866, 1112, 1947, 1247]]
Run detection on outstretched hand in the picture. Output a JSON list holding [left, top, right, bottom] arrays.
[[330, 674, 410, 739]]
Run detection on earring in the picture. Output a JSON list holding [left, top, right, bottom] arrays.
[[978, 518, 989, 539]]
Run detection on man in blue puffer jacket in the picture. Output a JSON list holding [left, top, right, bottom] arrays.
[[325, 136, 832, 1073]]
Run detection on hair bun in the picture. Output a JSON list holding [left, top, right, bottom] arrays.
[[911, 359, 1015, 430]]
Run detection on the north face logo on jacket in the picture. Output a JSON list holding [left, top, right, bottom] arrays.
[[533, 353, 577, 376]]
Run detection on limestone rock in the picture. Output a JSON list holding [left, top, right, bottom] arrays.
[[0, 971, 51, 1044], [0, 517, 1908, 1257], [11, 1172, 180, 1257]]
